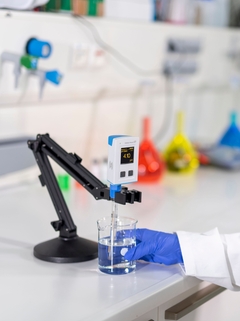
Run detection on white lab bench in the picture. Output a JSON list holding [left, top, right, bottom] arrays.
[[0, 167, 240, 321]]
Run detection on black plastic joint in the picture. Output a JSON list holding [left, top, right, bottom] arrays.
[[74, 153, 82, 163], [113, 189, 142, 205], [27, 139, 41, 153], [132, 190, 142, 203], [38, 174, 45, 187], [51, 220, 63, 231], [67, 153, 77, 164], [125, 191, 135, 204], [114, 192, 127, 205], [67, 153, 82, 164], [95, 187, 110, 200]]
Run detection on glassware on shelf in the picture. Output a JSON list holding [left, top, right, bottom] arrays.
[[57, 170, 71, 191], [138, 117, 165, 183], [163, 111, 199, 173], [72, 0, 104, 16], [218, 111, 240, 148]]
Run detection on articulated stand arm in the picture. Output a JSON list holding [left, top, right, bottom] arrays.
[[29, 142, 77, 238]]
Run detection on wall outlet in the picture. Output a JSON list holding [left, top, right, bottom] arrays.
[[71, 43, 89, 69], [71, 43, 106, 69], [88, 45, 106, 68]]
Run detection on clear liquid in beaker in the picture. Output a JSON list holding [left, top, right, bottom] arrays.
[[98, 237, 136, 275]]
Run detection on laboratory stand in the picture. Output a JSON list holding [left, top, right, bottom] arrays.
[[27, 134, 141, 264]]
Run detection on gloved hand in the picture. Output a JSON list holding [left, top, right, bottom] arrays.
[[124, 228, 183, 265]]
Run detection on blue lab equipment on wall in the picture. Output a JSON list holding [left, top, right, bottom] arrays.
[[0, 37, 62, 98], [45, 70, 62, 85], [26, 38, 52, 58]]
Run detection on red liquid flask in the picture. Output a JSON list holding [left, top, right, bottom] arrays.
[[138, 117, 165, 183]]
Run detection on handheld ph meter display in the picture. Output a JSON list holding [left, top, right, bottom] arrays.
[[107, 135, 139, 198]]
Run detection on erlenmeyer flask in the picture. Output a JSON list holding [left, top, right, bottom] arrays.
[[219, 111, 240, 148], [138, 117, 165, 183], [163, 111, 199, 173]]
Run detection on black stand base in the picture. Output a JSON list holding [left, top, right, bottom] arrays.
[[34, 236, 98, 263]]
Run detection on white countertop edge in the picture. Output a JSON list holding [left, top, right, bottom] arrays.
[[84, 273, 201, 321]]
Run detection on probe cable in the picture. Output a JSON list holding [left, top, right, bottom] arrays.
[[153, 74, 174, 145], [72, 14, 188, 144], [72, 14, 160, 77]]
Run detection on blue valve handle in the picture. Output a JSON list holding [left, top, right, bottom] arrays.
[[26, 38, 52, 58], [45, 70, 63, 85], [124, 228, 183, 265]]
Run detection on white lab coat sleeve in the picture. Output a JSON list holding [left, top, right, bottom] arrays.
[[176, 228, 240, 291], [223, 233, 240, 286]]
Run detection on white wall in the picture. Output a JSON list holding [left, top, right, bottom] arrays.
[[0, 10, 239, 167]]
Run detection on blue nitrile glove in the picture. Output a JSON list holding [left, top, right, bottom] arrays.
[[124, 228, 183, 265]]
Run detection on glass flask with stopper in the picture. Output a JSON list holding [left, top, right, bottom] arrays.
[[138, 116, 165, 183], [163, 111, 199, 173]]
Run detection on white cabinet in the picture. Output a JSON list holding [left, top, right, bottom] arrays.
[[133, 308, 158, 321], [133, 283, 240, 321], [158, 284, 240, 321]]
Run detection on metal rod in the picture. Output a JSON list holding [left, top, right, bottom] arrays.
[[110, 200, 118, 270]]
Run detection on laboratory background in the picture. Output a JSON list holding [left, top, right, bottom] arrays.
[[1, 1, 240, 321]]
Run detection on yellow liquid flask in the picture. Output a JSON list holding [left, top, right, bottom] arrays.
[[164, 111, 199, 173]]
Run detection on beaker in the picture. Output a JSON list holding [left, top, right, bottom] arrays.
[[97, 216, 138, 275]]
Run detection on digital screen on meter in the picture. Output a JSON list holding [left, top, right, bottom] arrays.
[[121, 147, 134, 164]]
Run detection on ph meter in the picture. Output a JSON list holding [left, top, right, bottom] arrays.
[[107, 135, 139, 198]]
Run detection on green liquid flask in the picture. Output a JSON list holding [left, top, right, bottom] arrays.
[[163, 111, 199, 173]]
